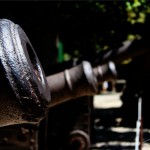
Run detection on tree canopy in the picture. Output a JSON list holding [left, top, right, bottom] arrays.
[[56, 1, 150, 61]]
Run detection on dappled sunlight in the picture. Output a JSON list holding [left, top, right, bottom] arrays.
[[92, 90, 150, 149], [94, 93, 123, 109]]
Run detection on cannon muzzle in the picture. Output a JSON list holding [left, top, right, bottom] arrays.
[[47, 61, 117, 107], [0, 19, 51, 127]]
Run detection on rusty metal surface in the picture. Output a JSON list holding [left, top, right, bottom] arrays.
[[0, 19, 51, 126], [0, 124, 38, 150]]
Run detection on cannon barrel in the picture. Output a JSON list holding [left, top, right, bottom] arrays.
[[46, 61, 117, 107], [0, 19, 117, 127]]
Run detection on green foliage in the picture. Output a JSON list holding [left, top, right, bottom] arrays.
[[63, 53, 72, 61], [126, 0, 150, 24]]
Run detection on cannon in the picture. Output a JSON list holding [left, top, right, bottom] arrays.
[[0, 19, 118, 128], [0, 19, 119, 150]]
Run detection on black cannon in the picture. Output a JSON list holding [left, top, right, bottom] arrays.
[[0, 19, 118, 150], [0, 19, 117, 127]]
